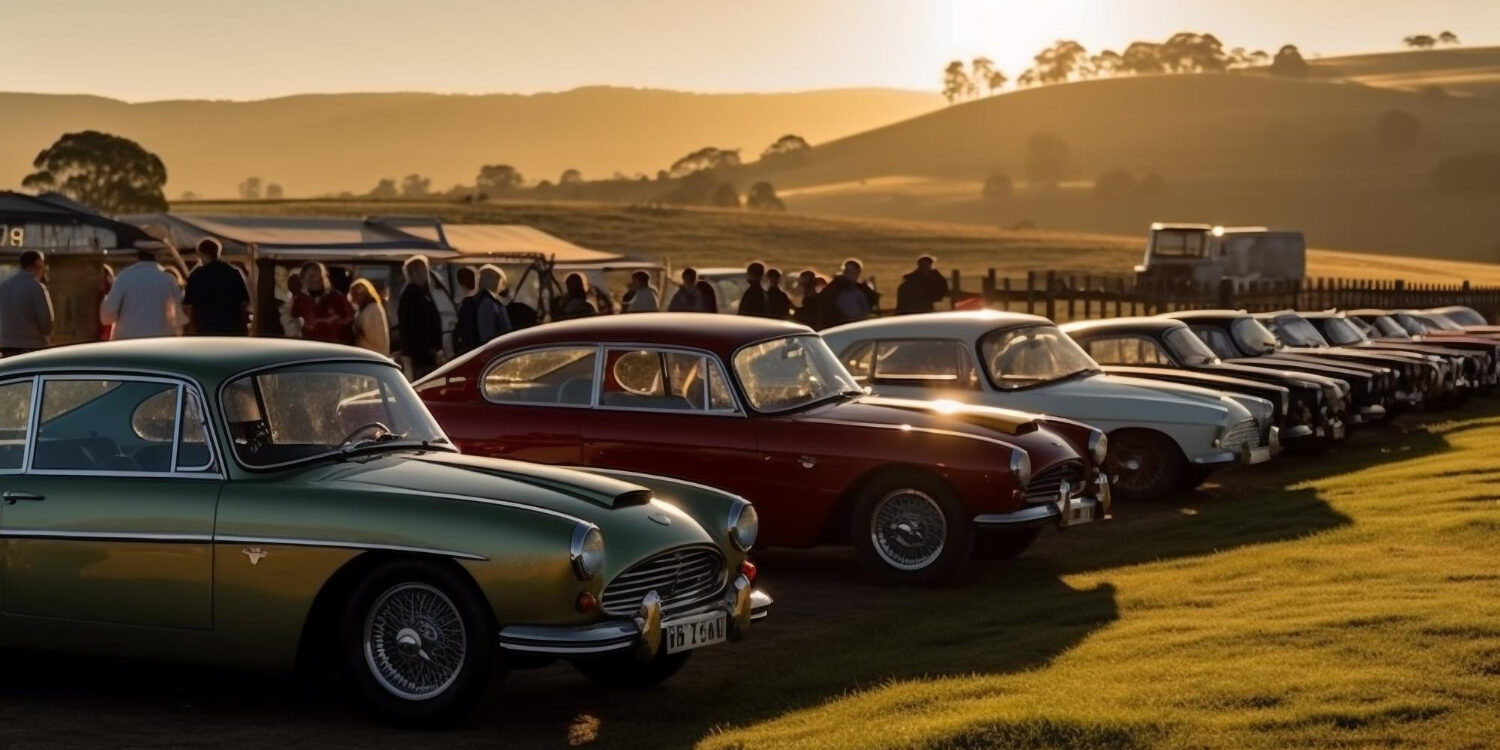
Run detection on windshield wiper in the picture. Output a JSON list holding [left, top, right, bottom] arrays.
[[340, 430, 413, 458]]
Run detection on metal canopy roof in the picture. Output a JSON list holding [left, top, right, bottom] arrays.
[[126, 213, 459, 261], [400, 223, 624, 264]]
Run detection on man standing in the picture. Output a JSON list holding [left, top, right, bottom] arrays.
[[793, 269, 820, 327], [667, 268, 703, 311], [624, 271, 660, 312], [183, 238, 250, 335], [398, 255, 444, 378], [816, 258, 878, 329], [101, 248, 183, 339], [737, 261, 769, 317], [0, 250, 54, 356], [453, 266, 480, 356], [895, 255, 950, 314], [290, 262, 355, 344], [475, 265, 512, 346], [765, 268, 792, 320]]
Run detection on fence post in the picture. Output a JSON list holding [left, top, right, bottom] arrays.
[[1000, 276, 1011, 313], [1045, 271, 1057, 321], [1026, 271, 1037, 315]]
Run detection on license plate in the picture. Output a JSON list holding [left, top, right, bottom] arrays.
[[1248, 446, 1272, 464], [1066, 501, 1096, 525], [664, 611, 727, 654]]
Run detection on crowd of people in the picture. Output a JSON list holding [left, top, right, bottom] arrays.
[[0, 239, 951, 376]]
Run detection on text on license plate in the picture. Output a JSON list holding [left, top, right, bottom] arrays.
[[664, 611, 727, 654]]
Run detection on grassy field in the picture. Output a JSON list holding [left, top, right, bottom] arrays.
[[2, 400, 1495, 750], [184, 199, 1500, 287]]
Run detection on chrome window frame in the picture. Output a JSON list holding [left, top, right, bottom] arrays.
[[597, 344, 745, 417], [0, 375, 40, 476], [22, 373, 225, 480], [477, 344, 603, 411]]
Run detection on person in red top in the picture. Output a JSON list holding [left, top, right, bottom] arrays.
[[290, 261, 355, 344]]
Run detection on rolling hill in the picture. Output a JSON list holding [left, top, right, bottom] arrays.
[[0, 87, 941, 200], [748, 49, 1500, 262]]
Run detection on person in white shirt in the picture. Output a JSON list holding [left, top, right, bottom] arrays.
[[624, 271, 660, 313], [100, 248, 185, 340], [349, 278, 390, 356]]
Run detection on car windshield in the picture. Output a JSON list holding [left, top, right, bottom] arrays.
[[1231, 317, 1282, 355], [1392, 314, 1429, 336], [981, 325, 1099, 389], [221, 361, 450, 468], [1439, 307, 1487, 326], [1321, 317, 1369, 346], [1163, 326, 1220, 365], [732, 335, 862, 412], [1420, 313, 1465, 331], [1267, 316, 1329, 347]]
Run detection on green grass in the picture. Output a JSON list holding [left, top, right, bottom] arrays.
[[689, 406, 1500, 750]]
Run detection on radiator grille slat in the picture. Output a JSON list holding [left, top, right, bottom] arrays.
[[600, 544, 726, 616], [1024, 460, 1085, 504]]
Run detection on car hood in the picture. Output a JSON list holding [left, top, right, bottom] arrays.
[[308, 451, 714, 546], [1016, 373, 1241, 425]]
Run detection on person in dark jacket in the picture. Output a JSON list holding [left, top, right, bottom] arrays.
[[474, 265, 512, 345], [696, 280, 719, 313], [0, 250, 53, 356], [765, 268, 792, 320], [792, 269, 819, 327], [815, 258, 878, 329], [895, 255, 950, 314], [182, 238, 250, 335], [453, 266, 480, 356], [667, 268, 703, 311], [398, 255, 444, 379], [738, 261, 769, 317], [555, 273, 597, 320]]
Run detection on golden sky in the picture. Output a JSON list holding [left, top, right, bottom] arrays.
[[6, 0, 1496, 101]]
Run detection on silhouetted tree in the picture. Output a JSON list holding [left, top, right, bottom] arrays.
[[1431, 152, 1500, 192], [981, 169, 1014, 199], [400, 174, 431, 198], [668, 147, 740, 178], [265, 183, 284, 199], [762, 134, 812, 163], [1160, 32, 1228, 73], [659, 170, 717, 205], [1024, 133, 1070, 188], [1087, 50, 1123, 78], [1270, 45, 1310, 78], [746, 181, 785, 211], [1403, 35, 1437, 49], [22, 131, 168, 213], [179, 190, 199, 202], [1093, 169, 1137, 199], [475, 164, 524, 195], [369, 178, 398, 200], [969, 57, 1007, 94], [710, 183, 740, 208], [238, 177, 263, 200], [1438, 31, 1460, 45], [559, 168, 583, 184], [1375, 109, 1423, 152], [942, 60, 975, 103], [1033, 40, 1089, 84], [1016, 68, 1039, 88]]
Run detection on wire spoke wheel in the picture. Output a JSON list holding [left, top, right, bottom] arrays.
[[363, 582, 468, 702], [870, 488, 948, 571], [1108, 433, 1169, 493]]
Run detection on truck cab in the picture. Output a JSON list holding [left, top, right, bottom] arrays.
[[1135, 223, 1305, 285]]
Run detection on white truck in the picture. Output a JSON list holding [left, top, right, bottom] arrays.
[[1135, 223, 1306, 285]]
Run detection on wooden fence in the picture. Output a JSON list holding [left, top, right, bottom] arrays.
[[942, 270, 1500, 324]]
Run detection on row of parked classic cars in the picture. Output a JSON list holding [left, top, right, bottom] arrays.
[[0, 303, 1490, 726]]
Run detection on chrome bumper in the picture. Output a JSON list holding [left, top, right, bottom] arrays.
[[1283, 423, 1314, 440], [497, 577, 771, 657], [1351, 404, 1387, 424], [974, 473, 1111, 530]]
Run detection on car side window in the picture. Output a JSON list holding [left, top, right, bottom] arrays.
[[482, 346, 598, 406], [840, 341, 874, 383], [1087, 337, 1170, 365], [0, 379, 34, 472], [869, 340, 981, 390], [601, 348, 740, 413], [1084, 338, 1125, 365], [1192, 327, 1238, 359], [34, 378, 184, 474]]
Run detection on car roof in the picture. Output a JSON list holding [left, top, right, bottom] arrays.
[[1058, 316, 1185, 335], [0, 337, 391, 387], [1344, 309, 1392, 317], [478, 313, 810, 359], [1160, 309, 1250, 321], [821, 310, 1053, 341]]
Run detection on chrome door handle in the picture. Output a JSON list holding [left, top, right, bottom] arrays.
[[2, 491, 45, 505]]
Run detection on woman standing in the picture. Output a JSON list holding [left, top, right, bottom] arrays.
[[350, 278, 390, 355]]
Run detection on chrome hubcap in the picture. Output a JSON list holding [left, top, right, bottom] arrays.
[[870, 489, 946, 571], [364, 583, 466, 701]]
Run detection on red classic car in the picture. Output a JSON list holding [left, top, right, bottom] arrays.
[[416, 315, 1110, 583]]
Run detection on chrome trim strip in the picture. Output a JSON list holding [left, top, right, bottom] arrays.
[[498, 621, 638, 655], [168, 384, 184, 473], [0, 529, 212, 543], [22, 374, 40, 472], [213, 535, 488, 561], [22, 470, 222, 480], [973, 504, 1058, 527]]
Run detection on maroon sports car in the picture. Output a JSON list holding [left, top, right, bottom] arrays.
[[416, 315, 1110, 583]]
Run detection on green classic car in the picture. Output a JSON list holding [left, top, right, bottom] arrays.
[[0, 339, 769, 726]]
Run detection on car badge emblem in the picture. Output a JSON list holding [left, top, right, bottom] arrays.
[[799, 455, 817, 469], [649, 513, 672, 526], [242, 547, 268, 565]]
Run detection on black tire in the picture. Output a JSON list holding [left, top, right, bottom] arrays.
[[850, 469, 973, 585], [1106, 429, 1186, 503], [339, 559, 496, 728], [571, 649, 692, 689], [1178, 464, 1215, 491], [974, 527, 1041, 560]]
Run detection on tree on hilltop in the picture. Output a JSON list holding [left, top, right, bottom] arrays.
[[23, 130, 168, 213], [942, 61, 976, 103], [1270, 45, 1310, 78], [476, 164, 524, 195], [1438, 31, 1460, 45], [1403, 34, 1437, 49]]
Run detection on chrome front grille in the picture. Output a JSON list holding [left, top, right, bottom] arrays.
[[1223, 418, 1261, 450], [1024, 459, 1085, 504], [600, 544, 726, 616]]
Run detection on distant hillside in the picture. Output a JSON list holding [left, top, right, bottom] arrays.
[[748, 51, 1500, 262], [0, 87, 941, 199], [1309, 47, 1500, 97]]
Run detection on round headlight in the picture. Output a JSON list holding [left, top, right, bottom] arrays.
[[570, 524, 605, 581], [1088, 430, 1108, 465], [728, 500, 759, 551], [1010, 450, 1032, 489]]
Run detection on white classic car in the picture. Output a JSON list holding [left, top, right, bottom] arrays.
[[822, 311, 1277, 502]]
